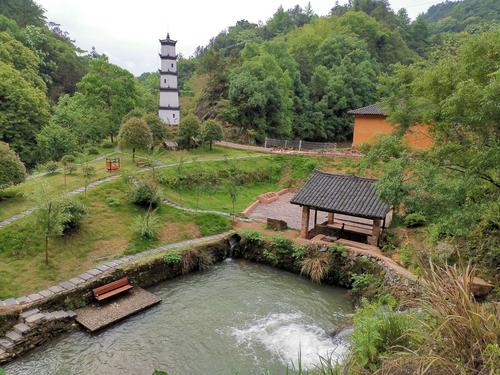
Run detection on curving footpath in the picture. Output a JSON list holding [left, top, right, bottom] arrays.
[[0, 154, 264, 230]]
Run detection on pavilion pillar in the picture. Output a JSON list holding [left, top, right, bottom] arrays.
[[368, 219, 382, 246], [328, 212, 335, 224], [300, 206, 310, 239]]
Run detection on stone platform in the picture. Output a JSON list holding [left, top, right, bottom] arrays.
[[75, 287, 161, 332]]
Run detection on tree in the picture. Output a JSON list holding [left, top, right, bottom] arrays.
[[0, 61, 49, 165], [36, 123, 78, 162], [118, 117, 153, 161], [177, 114, 200, 149], [61, 154, 76, 189], [201, 119, 224, 150], [81, 164, 96, 197], [76, 57, 139, 142], [0, 142, 26, 190], [34, 188, 68, 266], [144, 113, 167, 145]]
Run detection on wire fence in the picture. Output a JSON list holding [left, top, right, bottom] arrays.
[[264, 138, 338, 151]]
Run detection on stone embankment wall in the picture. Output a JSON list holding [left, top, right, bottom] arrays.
[[232, 236, 422, 300], [0, 238, 231, 365]]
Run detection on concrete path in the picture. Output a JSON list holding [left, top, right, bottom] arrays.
[[0, 154, 264, 229], [0, 232, 233, 308]]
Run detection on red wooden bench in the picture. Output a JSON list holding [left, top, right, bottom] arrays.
[[93, 277, 133, 302]]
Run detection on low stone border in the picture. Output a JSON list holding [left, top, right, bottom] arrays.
[[0, 232, 233, 311], [241, 188, 296, 216]]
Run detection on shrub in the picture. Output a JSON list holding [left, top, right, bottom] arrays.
[[61, 154, 75, 165], [164, 252, 182, 265], [351, 273, 382, 300], [270, 236, 294, 255], [0, 142, 26, 189], [263, 249, 280, 264], [350, 296, 420, 372], [129, 179, 161, 207], [45, 161, 59, 174], [181, 248, 199, 274], [240, 230, 262, 245], [404, 212, 426, 227], [60, 198, 87, 233], [292, 245, 306, 261], [86, 147, 99, 155], [132, 210, 160, 240], [101, 140, 114, 149]]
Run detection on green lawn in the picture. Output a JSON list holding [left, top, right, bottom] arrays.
[[0, 178, 231, 299], [0, 145, 261, 222]]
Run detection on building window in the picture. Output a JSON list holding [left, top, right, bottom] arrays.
[[164, 79, 166, 83], [173, 114, 176, 118], [171, 63, 174, 68]]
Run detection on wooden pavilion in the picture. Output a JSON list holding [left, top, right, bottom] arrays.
[[291, 171, 392, 246]]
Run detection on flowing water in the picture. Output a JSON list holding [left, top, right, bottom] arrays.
[[5, 259, 353, 375]]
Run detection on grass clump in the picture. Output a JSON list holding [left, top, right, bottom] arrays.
[[132, 210, 161, 241], [194, 213, 231, 236], [300, 248, 332, 284], [163, 252, 182, 265]]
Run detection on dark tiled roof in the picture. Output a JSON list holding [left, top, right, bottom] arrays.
[[290, 171, 390, 219], [347, 103, 386, 116]]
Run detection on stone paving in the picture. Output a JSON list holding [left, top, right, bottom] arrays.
[[0, 232, 232, 308], [248, 192, 328, 230]]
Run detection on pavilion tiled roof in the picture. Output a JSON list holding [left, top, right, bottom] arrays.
[[290, 171, 390, 220], [347, 103, 386, 116]]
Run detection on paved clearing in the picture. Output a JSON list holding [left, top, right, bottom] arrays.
[[248, 192, 327, 229]]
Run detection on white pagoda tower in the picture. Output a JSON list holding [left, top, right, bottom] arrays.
[[158, 34, 180, 125]]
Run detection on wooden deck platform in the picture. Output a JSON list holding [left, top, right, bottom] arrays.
[[75, 287, 161, 332]]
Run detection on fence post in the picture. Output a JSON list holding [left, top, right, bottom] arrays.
[[284, 140, 288, 148], [299, 140, 302, 151], [264, 137, 268, 148]]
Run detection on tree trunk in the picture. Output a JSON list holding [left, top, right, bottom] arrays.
[[45, 235, 49, 266], [209, 141, 212, 151], [110, 134, 114, 143], [133, 147, 136, 161]]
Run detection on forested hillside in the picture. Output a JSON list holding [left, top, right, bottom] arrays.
[[423, 0, 500, 32]]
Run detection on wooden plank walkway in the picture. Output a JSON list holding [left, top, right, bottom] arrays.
[[75, 287, 161, 332]]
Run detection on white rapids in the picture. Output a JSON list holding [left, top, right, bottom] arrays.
[[230, 312, 349, 370]]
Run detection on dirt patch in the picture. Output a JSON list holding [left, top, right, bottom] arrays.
[[82, 239, 128, 268], [159, 222, 201, 242]]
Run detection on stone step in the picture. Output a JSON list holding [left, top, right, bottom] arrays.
[[5, 330, 23, 343], [20, 308, 40, 320], [0, 338, 14, 350], [13, 322, 30, 335], [25, 312, 46, 325]]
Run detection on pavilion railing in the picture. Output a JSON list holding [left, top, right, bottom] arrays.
[[264, 137, 338, 151]]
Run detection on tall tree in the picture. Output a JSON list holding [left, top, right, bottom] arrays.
[[118, 117, 153, 161], [77, 57, 139, 142]]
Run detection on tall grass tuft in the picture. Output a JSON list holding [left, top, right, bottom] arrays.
[[379, 263, 500, 374], [301, 251, 331, 284]]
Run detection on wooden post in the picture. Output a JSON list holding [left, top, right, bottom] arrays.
[[264, 138, 268, 148], [369, 219, 381, 246], [314, 209, 318, 226], [299, 140, 302, 151], [328, 212, 335, 224], [300, 206, 310, 239]]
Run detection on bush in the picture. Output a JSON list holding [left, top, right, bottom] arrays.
[[164, 252, 182, 265], [129, 179, 161, 208], [404, 212, 426, 227], [350, 296, 420, 371], [61, 154, 75, 165], [60, 198, 87, 233], [270, 236, 294, 256], [45, 161, 59, 174], [86, 147, 99, 155], [101, 140, 114, 149], [132, 210, 160, 240], [0, 142, 26, 189], [240, 230, 262, 245], [351, 273, 382, 300]]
